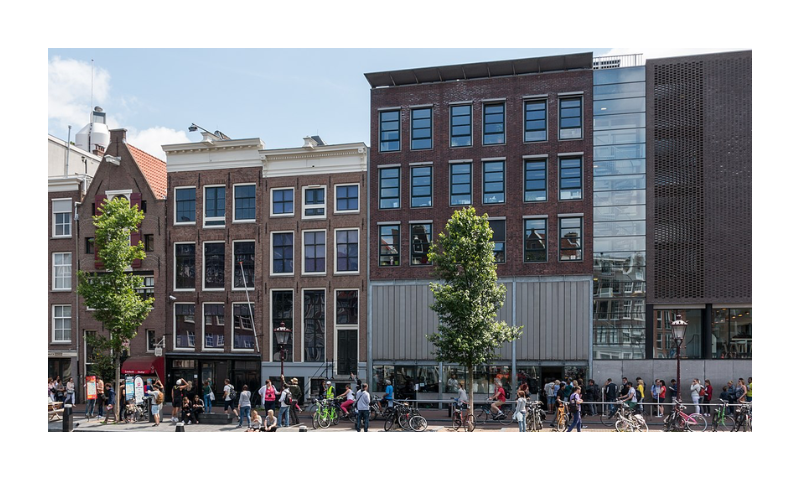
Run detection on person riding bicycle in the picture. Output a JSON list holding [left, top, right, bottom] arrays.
[[619, 381, 637, 411], [337, 384, 356, 416], [489, 379, 506, 419], [457, 381, 469, 409]]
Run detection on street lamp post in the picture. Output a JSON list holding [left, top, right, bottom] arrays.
[[671, 314, 688, 402], [274, 321, 292, 377]]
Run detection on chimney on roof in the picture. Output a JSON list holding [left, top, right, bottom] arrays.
[[303, 136, 326, 148]]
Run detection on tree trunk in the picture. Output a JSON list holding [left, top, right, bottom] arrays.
[[114, 351, 121, 423]]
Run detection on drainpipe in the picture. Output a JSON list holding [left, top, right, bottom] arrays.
[[366, 150, 372, 390], [511, 278, 517, 391], [74, 200, 81, 401]]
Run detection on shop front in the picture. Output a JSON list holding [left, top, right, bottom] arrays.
[[165, 354, 261, 406]]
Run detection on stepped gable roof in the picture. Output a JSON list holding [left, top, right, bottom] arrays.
[[127, 143, 167, 199]]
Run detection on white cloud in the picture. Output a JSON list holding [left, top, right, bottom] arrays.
[[48, 56, 112, 135], [127, 127, 191, 161]]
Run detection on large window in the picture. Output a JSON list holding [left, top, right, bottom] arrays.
[[52, 199, 72, 237], [712, 308, 752, 359], [653, 309, 703, 359], [272, 291, 293, 362], [524, 219, 547, 262], [204, 186, 225, 227], [483, 160, 505, 204], [203, 242, 225, 289], [335, 184, 359, 213], [489, 219, 505, 263], [559, 217, 582, 261], [451, 104, 472, 147], [233, 303, 255, 350], [524, 99, 547, 142], [271, 232, 294, 275], [335, 229, 359, 273], [379, 225, 400, 266], [271, 188, 294, 216], [379, 110, 400, 152], [303, 231, 326, 274], [53, 305, 71, 342], [53, 253, 72, 290], [410, 166, 432, 208], [233, 184, 256, 222], [303, 290, 325, 362], [379, 168, 400, 209], [233, 241, 255, 289], [559, 97, 582, 140], [203, 303, 225, 349], [410, 223, 432, 265], [524, 158, 547, 202], [175, 243, 196, 290], [175, 304, 196, 349], [175, 187, 196, 223], [483, 103, 505, 145], [411, 107, 432, 150], [450, 163, 472, 206], [559, 156, 583, 200], [336, 290, 358, 325], [302, 186, 326, 219]]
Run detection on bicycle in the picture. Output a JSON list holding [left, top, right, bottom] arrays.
[[663, 401, 707, 432], [525, 400, 545, 432], [311, 398, 339, 429], [611, 402, 648, 432], [732, 402, 751, 432], [474, 398, 513, 425], [450, 399, 475, 432], [550, 400, 568, 432], [383, 402, 427, 432], [711, 400, 735, 432]]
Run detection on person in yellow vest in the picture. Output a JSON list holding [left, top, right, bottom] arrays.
[[325, 381, 335, 400], [746, 377, 752, 402]]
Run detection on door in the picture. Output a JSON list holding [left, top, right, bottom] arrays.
[[337, 330, 358, 376]]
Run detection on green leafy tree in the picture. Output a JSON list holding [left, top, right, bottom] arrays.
[[77, 196, 152, 422], [426, 207, 522, 417]]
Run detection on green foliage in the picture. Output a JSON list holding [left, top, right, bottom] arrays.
[[426, 206, 522, 368], [77, 196, 153, 353], [85, 334, 115, 382]]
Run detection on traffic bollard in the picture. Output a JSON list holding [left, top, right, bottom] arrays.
[[175, 422, 185, 432], [63, 404, 74, 432]]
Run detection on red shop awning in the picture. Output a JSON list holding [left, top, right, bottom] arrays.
[[121, 355, 165, 381]]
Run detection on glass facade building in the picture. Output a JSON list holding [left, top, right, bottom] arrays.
[[592, 65, 647, 359]]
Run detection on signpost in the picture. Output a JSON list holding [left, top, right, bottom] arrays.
[[134, 376, 144, 405]]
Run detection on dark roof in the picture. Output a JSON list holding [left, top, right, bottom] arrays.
[[364, 52, 593, 88]]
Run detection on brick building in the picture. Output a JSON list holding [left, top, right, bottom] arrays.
[[365, 53, 596, 400]]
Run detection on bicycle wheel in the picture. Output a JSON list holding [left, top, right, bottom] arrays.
[[474, 409, 487, 424], [465, 414, 475, 432], [451, 414, 462, 431], [399, 412, 411, 431], [526, 414, 535, 432], [635, 418, 649, 432], [712, 413, 733, 432], [499, 405, 513, 425], [319, 409, 332, 428], [369, 407, 378, 421], [332, 408, 340, 425], [686, 413, 707, 432], [600, 407, 615, 426], [384, 415, 395, 431], [556, 413, 568, 432], [533, 413, 543, 432], [311, 411, 320, 429], [410, 415, 427, 432], [615, 419, 631, 432]]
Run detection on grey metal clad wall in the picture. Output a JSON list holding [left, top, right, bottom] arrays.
[[372, 276, 591, 362]]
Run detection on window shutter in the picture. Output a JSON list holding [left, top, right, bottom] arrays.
[[130, 193, 143, 268], [94, 195, 106, 269]]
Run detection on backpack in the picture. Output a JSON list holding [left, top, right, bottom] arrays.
[[228, 387, 238, 402], [568, 393, 579, 413], [155, 391, 164, 405], [699, 386, 706, 397]]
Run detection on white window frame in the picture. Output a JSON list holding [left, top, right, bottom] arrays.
[[232, 183, 257, 223], [202, 302, 225, 352], [52, 252, 72, 291], [52, 304, 71, 343], [302, 229, 327, 275], [146, 330, 156, 352], [270, 231, 295, 276], [173, 186, 197, 225], [173, 242, 196, 292], [231, 239, 256, 291], [333, 227, 360, 275], [231, 302, 256, 352], [334, 288, 360, 326], [270, 187, 295, 218], [202, 241, 226, 292], [334, 183, 360, 214], [173, 303, 196, 351], [52, 198, 72, 238], [301, 288, 326, 363], [203, 185, 226, 228], [301, 185, 327, 220]]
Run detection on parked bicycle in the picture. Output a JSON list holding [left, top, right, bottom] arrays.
[[450, 399, 475, 432], [525, 400, 545, 432], [311, 398, 339, 429], [663, 401, 707, 432], [610, 401, 648, 432], [474, 398, 513, 425], [732, 402, 752, 432], [711, 400, 735, 432], [550, 399, 568, 432], [383, 402, 427, 432]]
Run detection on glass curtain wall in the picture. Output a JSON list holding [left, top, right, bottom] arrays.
[[592, 65, 647, 359]]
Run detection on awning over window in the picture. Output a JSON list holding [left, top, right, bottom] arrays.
[[121, 355, 165, 381]]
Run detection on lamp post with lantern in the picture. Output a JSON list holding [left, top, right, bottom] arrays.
[[671, 314, 688, 402], [274, 321, 292, 377]]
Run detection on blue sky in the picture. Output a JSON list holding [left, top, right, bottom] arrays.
[[47, 47, 745, 160]]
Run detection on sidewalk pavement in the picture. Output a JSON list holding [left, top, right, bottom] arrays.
[[49, 403, 657, 433]]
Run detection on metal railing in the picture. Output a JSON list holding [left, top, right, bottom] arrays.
[[593, 54, 644, 69]]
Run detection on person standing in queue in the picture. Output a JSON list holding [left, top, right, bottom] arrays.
[[355, 383, 371, 432]]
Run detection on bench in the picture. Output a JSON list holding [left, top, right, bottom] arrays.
[[48, 401, 64, 422]]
